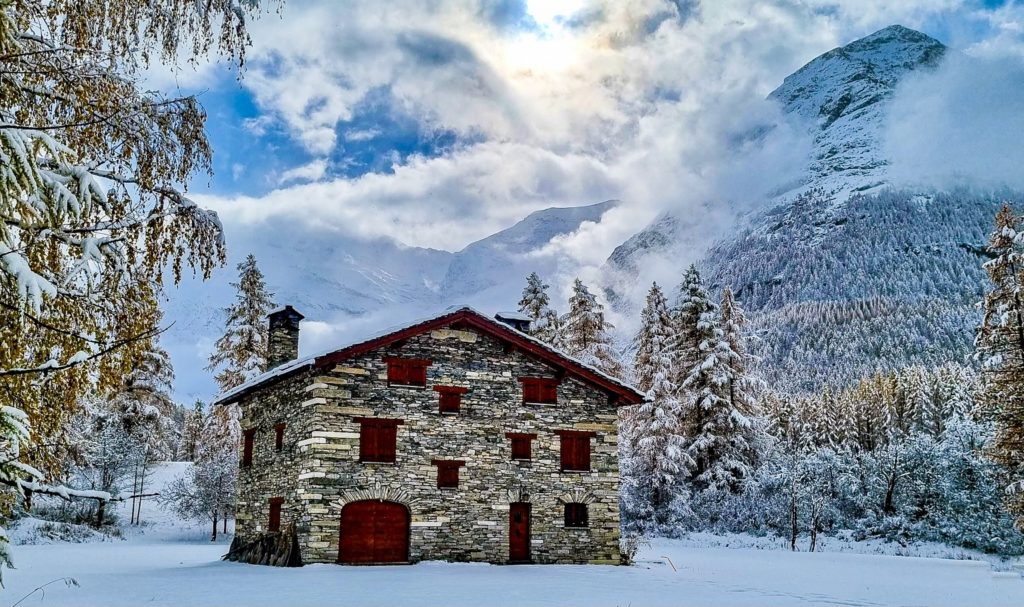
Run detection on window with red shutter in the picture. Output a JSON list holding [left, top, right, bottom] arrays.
[[556, 430, 595, 471], [431, 459, 465, 488], [564, 503, 588, 528], [242, 429, 256, 467], [505, 432, 537, 460], [385, 357, 431, 387], [268, 497, 284, 532], [433, 385, 468, 414], [357, 418, 403, 463], [274, 423, 286, 451], [519, 378, 558, 404]]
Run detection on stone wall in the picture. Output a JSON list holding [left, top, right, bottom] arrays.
[[235, 371, 317, 551], [236, 324, 624, 565]]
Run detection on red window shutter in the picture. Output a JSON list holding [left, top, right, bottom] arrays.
[[564, 503, 588, 527], [434, 386, 468, 413], [432, 459, 465, 488], [385, 358, 431, 386], [541, 382, 557, 404], [505, 432, 537, 460], [242, 429, 255, 467], [274, 423, 286, 451], [358, 418, 403, 463], [556, 430, 594, 471], [268, 497, 283, 532], [387, 361, 408, 384], [520, 378, 558, 404]]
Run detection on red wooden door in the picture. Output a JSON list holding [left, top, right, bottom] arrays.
[[508, 502, 531, 563], [338, 501, 409, 564]]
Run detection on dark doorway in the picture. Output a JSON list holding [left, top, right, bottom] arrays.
[[508, 502, 531, 563]]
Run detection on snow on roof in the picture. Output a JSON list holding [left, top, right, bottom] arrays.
[[215, 305, 641, 405], [494, 310, 532, 322], [267, 305, 304, 318]]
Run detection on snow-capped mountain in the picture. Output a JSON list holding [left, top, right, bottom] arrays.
[[162, 200, 618, 399], [607, 26, 948, 280], [607, 25, 1010, 391]]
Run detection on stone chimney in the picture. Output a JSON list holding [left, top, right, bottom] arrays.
[[266, 305, 304, 370]]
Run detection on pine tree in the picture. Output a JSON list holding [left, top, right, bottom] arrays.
[[633, 283, 674, 394], [561, 278, 623, 378], [623, 281, 693, 529], [207, 254, 276, 393], [719, 287, 758, 418], [673, 265, 716, 383], [675, 268, 754, 492], [518, 272, 550, 328], [976, 204, 1024, 524]]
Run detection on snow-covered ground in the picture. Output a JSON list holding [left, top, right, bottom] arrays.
[[5, 462, 1024, 606]]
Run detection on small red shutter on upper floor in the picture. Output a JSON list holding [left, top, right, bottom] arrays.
[[385, 357, 431, 387], [357, 418, 403, 463], [505, 432, 537, 460], [433, 385, 468, 413], [556, 430, 595, 471], [520, 377, 558, 404], [432, 459, 465, 488], [242, 428, 256, 467], [268, 497, 283, 532], [274, 423, 286, 451]]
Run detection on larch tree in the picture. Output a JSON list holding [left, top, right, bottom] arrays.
[[207, 254, 276, 393], [193, 401, 242, 540], [976, 204, 1024, 526], [179, 401, 207, 463], [561, 278, 623, 378], [633, 283, 674, 394], [0, 0, 273, 570]]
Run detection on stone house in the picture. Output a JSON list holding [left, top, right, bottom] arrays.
[[215, 306, 643, 566]]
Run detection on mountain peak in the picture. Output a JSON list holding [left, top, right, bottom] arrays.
[[767, 24, 947, 196]]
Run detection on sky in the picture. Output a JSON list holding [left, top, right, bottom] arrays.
[[148, 0, 1024, 399]]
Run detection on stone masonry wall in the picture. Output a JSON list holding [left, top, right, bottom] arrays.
[[235, 371, 318, 549], [291, 326, 622, 565]]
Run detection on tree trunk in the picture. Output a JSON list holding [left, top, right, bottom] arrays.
[[223, 512, 228, 534], [23, 486, 33, 513], [789, 482, 798, 552], [212, 512, 219, 542], [95, 499, 107, 528]]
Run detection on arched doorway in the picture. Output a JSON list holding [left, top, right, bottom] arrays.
[[338, 500, 410, 564]]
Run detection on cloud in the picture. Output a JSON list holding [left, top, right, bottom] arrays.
[[277, 159, 329, 185], [885, 51, 1024, 191]]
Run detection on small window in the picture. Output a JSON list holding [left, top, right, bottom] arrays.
[[556, 430, 595, 471], [433, 385, 468, 413], [385, 357, 431, 387], [564, 503, 588, 528], [274, 423, 286, 451], [505, 432, 537, 460], [356, 418, 403, 463], [520, 378, 558, 404], [432, 459, 465, 488], [268, 497, 284, 532], [242, 429, 256, 467]]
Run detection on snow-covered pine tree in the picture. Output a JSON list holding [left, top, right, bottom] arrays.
[[207, 254, 276, 393], [517, 272, 556, 334], [719, 287, 758, 418], [675, 268, 754, 492], [623, 282, 693, 530], [633, 283, 674, 393], [976, 204, 1024, 524], [673, 265, 715, 383], [561, 278, 623, 378]]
